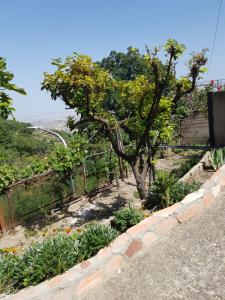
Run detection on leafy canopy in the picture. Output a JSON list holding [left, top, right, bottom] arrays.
[[42, 39, 207, 162], [42, 54, 112, 119], [0, 57, 26, 119]]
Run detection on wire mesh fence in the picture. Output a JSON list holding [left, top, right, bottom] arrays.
[[0, 150, 125, 233]]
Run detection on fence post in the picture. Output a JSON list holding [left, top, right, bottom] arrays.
[[83, 161, 87, 194], [7, 191, 15, 232], [0, 205, 6, 235]]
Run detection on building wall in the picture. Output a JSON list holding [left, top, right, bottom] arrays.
[[180, 112, 209, 145]]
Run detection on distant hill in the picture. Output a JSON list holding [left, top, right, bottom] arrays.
[[20, 114, 79, 132], [0, 119, 53, 164], [30, 118, 69, 132]]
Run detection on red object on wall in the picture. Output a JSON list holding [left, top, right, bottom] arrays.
[[217, 85, 222, 92]]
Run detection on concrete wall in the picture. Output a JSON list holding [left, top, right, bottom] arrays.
[[180, 112, 209, 145]]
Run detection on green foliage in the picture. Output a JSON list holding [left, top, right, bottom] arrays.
[[210, 148, 225, 170], [0, 57, 26, 119], [149, 171, 177, 209], [99, 47, 149, 81], [42, 54, 112, 119], [172, 156, 201, 179], [0, 252, 20, 294], [118, 76, 174, 143], [0, 130, 88, 194], [86, 153, 118, 184], [0, 159, 49, 195], [42, 39, 208, 149], [169, 181, 200, 205], [15, 235, 80, 288], [111, 206, 144, 233], [60, 44, 207, 157], [50, 134, 88, 183], [78, 223, 118, 260], [0, 223, 118, 293], [51, 146, 80, 174], [0, 119, 55, 164], [6, 177, 69, 224], [0, 166, 16, 192], [149, 170, 200, 209], [164, 39, 186, 59], [41, 40, 207, 201]]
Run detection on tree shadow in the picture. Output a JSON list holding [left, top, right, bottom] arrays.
[[70, 194, 128, 227], [24, 190, 128, 230]]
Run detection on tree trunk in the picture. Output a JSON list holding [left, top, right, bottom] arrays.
[[131, 161, 148, 201]]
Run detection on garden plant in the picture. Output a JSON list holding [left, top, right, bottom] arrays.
[[42, 39, 208, 202]]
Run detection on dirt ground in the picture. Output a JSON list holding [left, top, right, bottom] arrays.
[[0, 175, 138, 250], [0, 152, 213, 251]]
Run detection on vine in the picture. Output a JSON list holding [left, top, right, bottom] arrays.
[[0, 134, 89, 195]]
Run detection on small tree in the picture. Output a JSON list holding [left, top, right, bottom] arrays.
[[0, 57, 26, 119], [42, 40, 207, 201]]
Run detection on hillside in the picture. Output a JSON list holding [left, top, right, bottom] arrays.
[[0, 119, 69, 165]]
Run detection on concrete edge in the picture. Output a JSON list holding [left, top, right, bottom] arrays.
[[179, 151, 211, 183], [3, 164, 225, 300]]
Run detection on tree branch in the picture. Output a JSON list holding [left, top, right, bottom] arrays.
[[70, 116, 133, 162]]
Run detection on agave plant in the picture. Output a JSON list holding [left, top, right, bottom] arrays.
[[210, 148, 225, 170]]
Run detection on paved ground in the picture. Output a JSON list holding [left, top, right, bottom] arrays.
[[83, 189, 225, 300]]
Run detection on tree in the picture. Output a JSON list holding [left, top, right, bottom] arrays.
[[99, 47, 149, 81], [98, 47, 159, 116], [42, 40, 207, 201], [0, 57, 26, 119]]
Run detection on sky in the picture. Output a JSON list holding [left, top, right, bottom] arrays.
[[1, 0, 224, 121]]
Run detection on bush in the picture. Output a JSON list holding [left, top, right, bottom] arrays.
[[170, 181, 200, 205], [78, 223, 118, 260], [111, 207, 144, 233], [0, 223, 118, 293], [0, 252, 19, 294], [148, 170, 200, 209], [148, 170, 177, 209], [14, 235, 81, 288]]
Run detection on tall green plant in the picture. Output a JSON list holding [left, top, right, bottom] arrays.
[[210, 148, 225, 170]]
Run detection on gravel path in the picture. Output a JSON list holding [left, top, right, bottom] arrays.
[[83, 189, 225, 300]]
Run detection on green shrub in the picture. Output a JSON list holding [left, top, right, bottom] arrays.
[[14, 235, 80, 288], [148, 170, 200, 209], [169, 181, 200, 205], [111, 207, 144, 233], [0, 252, 20, 294], [78, 223, 118, 260], [149, 170, 177, 209], [0, 223, 118, 293]]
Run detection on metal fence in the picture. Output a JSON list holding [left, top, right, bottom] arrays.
[[0, 150, 126, 233]]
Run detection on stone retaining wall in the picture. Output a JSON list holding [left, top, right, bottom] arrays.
[[179, 151, 211, 183], [3, 165, 225, 300]]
